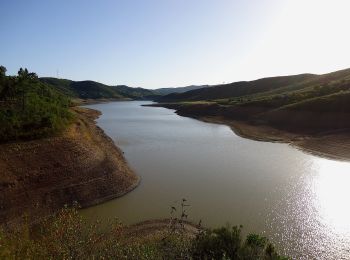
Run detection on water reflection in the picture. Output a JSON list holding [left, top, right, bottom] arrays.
[[82, 101, 350, 259], [313, 159, 350, 235]]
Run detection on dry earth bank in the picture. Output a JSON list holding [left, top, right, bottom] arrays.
[[0, 107, 139, 227]]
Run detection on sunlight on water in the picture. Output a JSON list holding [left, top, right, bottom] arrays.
[[313, 159, 350, 235], [82, 101, 350, 259]]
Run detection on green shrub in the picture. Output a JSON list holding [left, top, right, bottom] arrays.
[[191, 225, 287, 259]]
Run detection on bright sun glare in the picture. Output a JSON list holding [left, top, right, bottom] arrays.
[[313, 158, 350, 235]]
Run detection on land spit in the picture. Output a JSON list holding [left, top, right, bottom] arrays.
[[147, 103, 350, 161]]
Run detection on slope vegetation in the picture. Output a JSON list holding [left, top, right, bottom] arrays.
[[159, 68, 350, 103], [154, 85, 209, 95], [158, 74, 316, 102], [157, 68, 350, 132], [40, 77, 155, 100], [0, 68, 72, 142]]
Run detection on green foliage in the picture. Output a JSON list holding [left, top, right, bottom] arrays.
[[234, 78, 350, 110], [0, 66, 6, 77], [268, 91, 350, 115], [0, 205, 287, 259], [0, 66, 72, 142], [191, 225, 286, 260]]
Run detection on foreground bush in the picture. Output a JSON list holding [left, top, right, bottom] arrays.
[[191, 226, 286, 259], [0, 205, 287, 259]]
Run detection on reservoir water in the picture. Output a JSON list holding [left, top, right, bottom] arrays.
[[83, 101, 350, 259]]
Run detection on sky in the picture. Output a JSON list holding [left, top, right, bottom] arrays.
[[1, 0, 350, 89]]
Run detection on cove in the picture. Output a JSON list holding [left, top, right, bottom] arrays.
[[82, 101, 350, 259]]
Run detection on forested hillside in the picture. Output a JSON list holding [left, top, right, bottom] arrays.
[[40, 77, 156, 100], [0, 66, 72, 142]]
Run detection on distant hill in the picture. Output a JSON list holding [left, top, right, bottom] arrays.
[[158, 74, 317, 102], [158, 68, 350, 103], [40, 78, 156, 100], [153, 85, 209, 95], [40, 78, 212, 100], [113, 85, 158, 99], [155, 68, 350, 133]]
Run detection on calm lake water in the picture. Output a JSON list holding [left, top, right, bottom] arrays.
[[83, 101, 350, 259]]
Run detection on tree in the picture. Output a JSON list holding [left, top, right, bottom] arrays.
[[0, 67, 71, 142], [16, 68, 38, 110], [0, 66, 8, 100], [0, 66, 6, 78]]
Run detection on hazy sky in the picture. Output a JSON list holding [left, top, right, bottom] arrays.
[[1, 0, 350, 88]]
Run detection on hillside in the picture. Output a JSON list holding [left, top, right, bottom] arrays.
[[0, 67, 139, 225], [40, 77, 156, 100], [158, 68, 350, 103], [113, 84, 157, 99], [157, 74, 316, 102], [155, 68, 350, 131], [153, 85, 209, 95], [150, 68, 350, 160], [0, 107, 139, 226]]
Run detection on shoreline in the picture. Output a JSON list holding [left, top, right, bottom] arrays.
[[199, 116, 350, 162], [73, 107, 141, 206], [72, 97, 132, 106], [0, 106, 140, 227], [147, 103, 350, 162]]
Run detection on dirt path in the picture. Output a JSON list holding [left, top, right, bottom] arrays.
[[122, 219, 201, 243]]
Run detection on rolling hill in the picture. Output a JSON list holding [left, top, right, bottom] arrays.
[[158, 68, 350, 103], [40, 77, 156, 100], [153, 85, 209, 95], [155, 68, 350, 134], [157, 74, 317, 102]]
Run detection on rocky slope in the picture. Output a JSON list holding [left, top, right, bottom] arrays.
[[0, 107, 139, 227]]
